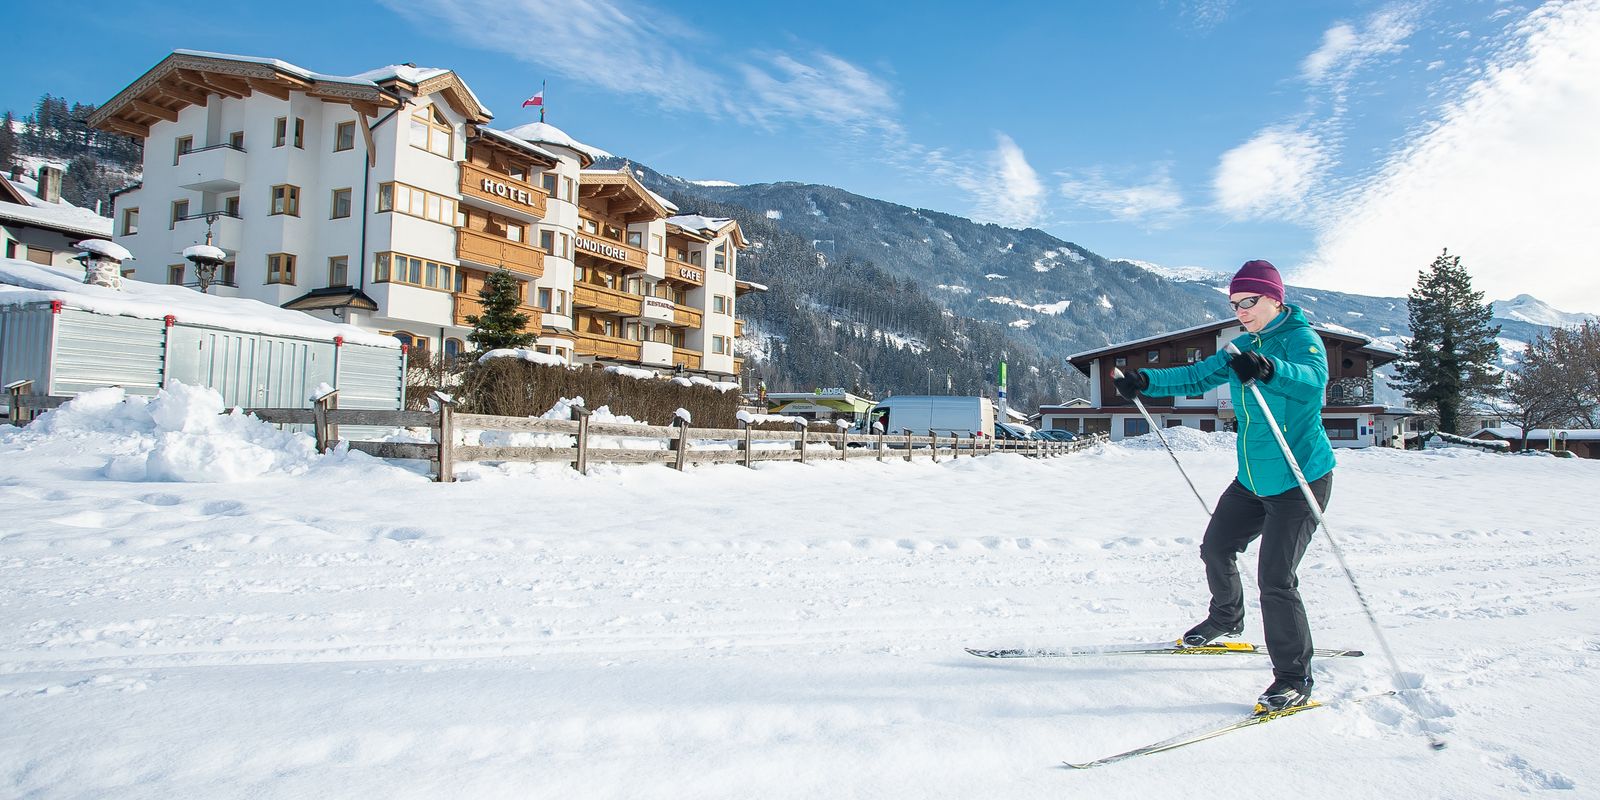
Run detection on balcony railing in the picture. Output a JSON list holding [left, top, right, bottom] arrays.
[[177, 144, 246, 192], [574, 221, 647, 270], [572, 283, 642, 317], [457, 228, 543, 279], [673, 304, 703, 328], [452, 292, 541, 328], [459, 162, 546, 218], [574, 331, 643, 362], [734, 319, 745, 337], [673, 347, 702, 371]]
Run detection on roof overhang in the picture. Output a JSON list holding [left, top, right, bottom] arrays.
[[89, 51, 407, 139], [469, 127, 560, 168], [579, 170, 668, 222], [281, 287, 379, 312]]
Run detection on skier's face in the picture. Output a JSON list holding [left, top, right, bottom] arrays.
[[1231, 292, 1281, 332]]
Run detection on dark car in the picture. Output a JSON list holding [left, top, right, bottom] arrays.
[[1034, 429, 1079, 443]]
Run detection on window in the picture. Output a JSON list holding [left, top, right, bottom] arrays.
[[602, 319, 615, 337], [267, 253, 297, 285], [713, 295, 729, 314], [671, 330, 685, 348], [1113, 356, 1127, 367], [627, 230, 643, 248], [688, 250, 703, 267], [1187, 347, 1202, 363], [445, 338, 463, 359], [372, 251, 455, 290], [270, 184, 300, 216], [335, 121, 356, 151], [331, 188, 352, 219], [174, 135, 192, 165], [538, 287, 552, 310], [229, 130, 244, 150], [712, 335, 729, 355], [652, 234, 662, 255], [293, 118, 305, 149], [26, 247, 52, 266], [562, 177, 574, 201], [168, 264, 184, 285], [556, 289, 567, 315], [376, 182, 456, 226], [121, 208, 139, 235], [328, 256, 349, 287], [714, 243, 727, 272], [539, 229, 555, 254], [222, 262, 236, 286], [559, 232, 570, 258], [1325, 418, 1359, 441], [409, 105, 452, 158], [170, 199, 189, 228], [274, 117, 287, 148], [1146, 350, 1160, 364], [1123, 418, 1150, 437], [541, 173, 557, 198]]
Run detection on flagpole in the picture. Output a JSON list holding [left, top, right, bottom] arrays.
[[540, 80, 546, 123]]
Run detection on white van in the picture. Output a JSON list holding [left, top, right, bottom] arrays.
[[856, 396, 995, 438]]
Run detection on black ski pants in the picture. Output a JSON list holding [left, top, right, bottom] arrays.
[[1200, 474, 1332, 682]]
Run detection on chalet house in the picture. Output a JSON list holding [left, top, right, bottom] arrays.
[[1041, 319, 1411, 447]]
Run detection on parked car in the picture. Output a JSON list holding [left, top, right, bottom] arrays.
[[993, 422, 1038, 441], [851, 395, 995, 438], [1035, 429, 1079, 442]]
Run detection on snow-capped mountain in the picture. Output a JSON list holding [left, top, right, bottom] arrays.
[[1492, 294, 1598, 328]]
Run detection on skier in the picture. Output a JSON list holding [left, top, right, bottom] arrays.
[[1111, 260, 1334, 713]]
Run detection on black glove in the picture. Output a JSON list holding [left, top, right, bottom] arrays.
[[1228, 351, 1275, 384], [1112, 370, 1149, 402]]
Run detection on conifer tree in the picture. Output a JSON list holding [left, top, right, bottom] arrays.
[[1392, 249, 1502, 434], [465, 269, 535, 351], [0, 111, 18, 172]]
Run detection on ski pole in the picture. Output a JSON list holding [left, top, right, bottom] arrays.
[[1223, 342, 1446, 751], [1114, 367, 1213, 517]]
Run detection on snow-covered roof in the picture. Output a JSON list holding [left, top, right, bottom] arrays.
[[646, 188, 678, 214], [79, 240, 134, 262], [500, 122, 612, 162], [1477, 426, 1600, 441], [0, 258, 398, 348], [1066, 315, 1398, 363], [475, 127, 563, 164], [0, 175, 113, 240], [667, 215, 736, 235], [349, 64, 452, 86]]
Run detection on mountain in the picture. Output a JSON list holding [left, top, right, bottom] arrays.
[[1492, 294, 1597, 329]]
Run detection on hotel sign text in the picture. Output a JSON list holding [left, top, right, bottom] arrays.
[[576, 236, 631, 263], [480, 178, 538, 208]]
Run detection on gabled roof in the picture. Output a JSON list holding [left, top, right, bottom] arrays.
[[0, 175, 114, 240], [1065, 315, 1401, 375], [472, 127, 562, 166], [501, 121, 611, 166], [579, 169, 668, 222], [88, 51, 498, 139], [667, 215, 747, 248], [282, 286, 379, 312]]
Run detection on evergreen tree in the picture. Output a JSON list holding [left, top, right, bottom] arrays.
[[0, 111, 18, 172], [465, 270, 535, 351], [1392, 249, 1502, 434], [62, 154, 112, 211]]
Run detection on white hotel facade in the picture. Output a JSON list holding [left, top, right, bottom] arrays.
[[90, 51, 751, 377]]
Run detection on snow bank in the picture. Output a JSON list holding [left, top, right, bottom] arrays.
[[20, 382, 352, 482], [1117, 426, 1237, 452]]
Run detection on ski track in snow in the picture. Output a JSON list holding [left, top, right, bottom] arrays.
[[1, 410, 1596, 797]]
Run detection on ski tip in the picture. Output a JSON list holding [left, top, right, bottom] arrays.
[[1062, 761, 1096, 770]]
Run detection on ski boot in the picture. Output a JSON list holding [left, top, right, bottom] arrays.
[[1181, 618, 1244, 647], [1255, 676, 1314, 714]]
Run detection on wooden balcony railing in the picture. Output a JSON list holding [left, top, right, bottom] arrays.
[[574, 332, 643, 362], [460, 162, 546, 218], [574, 219, 647, 270], [457, 228, 543, 279], [572, 283, 643, 316], [734, 319, 745, 337], [453, 293, 540, 328], [674, 304, 703, 328], [673, 348, 702, 371]]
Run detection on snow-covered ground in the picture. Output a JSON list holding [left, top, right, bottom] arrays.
[[2, 389, 1597, 798]]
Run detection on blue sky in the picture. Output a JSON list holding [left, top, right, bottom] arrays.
[[8, 1, 1599, 311]]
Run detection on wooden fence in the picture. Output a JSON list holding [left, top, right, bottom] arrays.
[[7, 386, 1108, 482]]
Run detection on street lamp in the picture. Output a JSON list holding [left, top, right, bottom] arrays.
[[926, 367, 932, 395], [182, 212, 227, 293]]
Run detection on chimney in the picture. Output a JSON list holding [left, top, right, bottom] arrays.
[[7, 167, 19, 182], [36, 164, 63, 204]]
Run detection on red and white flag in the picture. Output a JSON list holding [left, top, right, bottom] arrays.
[[521, 90, 544, 108]]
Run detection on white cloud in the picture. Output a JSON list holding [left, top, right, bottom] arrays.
[[1058, 164, 1185, 224], [1212, 127, 1328, 219], [959, 134, 1046, 229], [1296, 0, 1600, 312], [739, 52, 900, 135], [1301, 5, 1421, 83]]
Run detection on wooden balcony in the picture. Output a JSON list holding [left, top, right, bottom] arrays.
[[668, 261, 705, 286], [457, 228, 543, 279], [460, 162, 546, 218], [575, 219, 648, 270], [673, 348, 702, 371], [452, 293, 540, 328], [572, 282, 643, 316], [734, 319, 745, 337], [575, 332, 643, 362], [673, 304, 703, 328], [733, 356, 745, 374]]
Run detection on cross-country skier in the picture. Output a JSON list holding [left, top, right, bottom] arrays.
[[1111, 260, 1334, 713]]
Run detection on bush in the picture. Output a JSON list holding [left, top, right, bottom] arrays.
[[457, 357, 740, 427]]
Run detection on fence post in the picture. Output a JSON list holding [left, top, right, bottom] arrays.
[[573, 404, 592, 475], [5, 380, 31, 426], [876, 432, 886, 462], [311, 387, 339, 453], [795, 420, 809, 465], [673, 416, 690, 471], [929, 429, 939, 464], [904, 429, 913, 462], [739, 419, 754, 469], [433, 390, 456, 483]]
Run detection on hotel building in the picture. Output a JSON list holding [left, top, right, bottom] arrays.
[[89, 50, 750, 378]]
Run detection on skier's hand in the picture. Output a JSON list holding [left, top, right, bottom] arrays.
[[1112, 370, 1149, 402], [1228, 351, 1275, 384]]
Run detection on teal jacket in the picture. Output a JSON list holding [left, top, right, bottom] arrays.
[[1140, 305, 1335, 496]]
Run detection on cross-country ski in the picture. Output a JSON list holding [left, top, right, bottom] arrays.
[[965, 641, 1366, 659]]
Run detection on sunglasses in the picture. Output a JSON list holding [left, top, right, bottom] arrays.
[[1229, 295, 1267, 311]]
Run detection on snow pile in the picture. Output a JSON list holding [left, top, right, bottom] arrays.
[[737, 410, 805, 426], [604, 365, 657, 380], [479, 348, 570, 368], [77, 239, 134, 261], [1117, 426, 1237, 452], [22, 383, 342, 482], [180, 244, 227, 262]]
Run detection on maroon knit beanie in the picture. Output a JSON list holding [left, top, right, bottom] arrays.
[[1230, 260, 1285, 304]]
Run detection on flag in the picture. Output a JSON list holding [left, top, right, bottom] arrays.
[[521, 90, 544, 108]]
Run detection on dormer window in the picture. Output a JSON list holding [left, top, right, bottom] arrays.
[[409, 105, 453, 158]]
